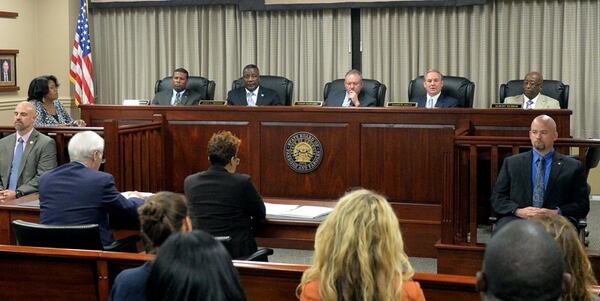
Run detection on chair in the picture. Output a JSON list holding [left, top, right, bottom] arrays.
[[323, 79, 387, 107], [499, 79, 569, 109], [408, 75, 475, 108], [231, 75, 293, 106], [216, 235, 274, 262], [154, 76, 216, 100], [11, 220, 140, 252]]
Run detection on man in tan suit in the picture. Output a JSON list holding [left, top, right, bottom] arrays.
[[504, 71, 561, 109]]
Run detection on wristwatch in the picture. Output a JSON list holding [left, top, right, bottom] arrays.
[[15, 190, 23, 199]]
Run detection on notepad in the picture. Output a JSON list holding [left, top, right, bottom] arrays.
[[265, 202, 333, 220]]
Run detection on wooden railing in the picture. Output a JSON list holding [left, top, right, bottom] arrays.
[[0, 114, 166, 192], [0, 244, 480, 301]]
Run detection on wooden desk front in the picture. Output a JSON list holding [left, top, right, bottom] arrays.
[[0, 196, 326, 250], [80, 105, 571, 257]]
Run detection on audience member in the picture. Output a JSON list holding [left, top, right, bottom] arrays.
[[490, 115, 589, 230], [531, 214, 599, 301], [324, 69, 376, 107], [0, 101, 57, 201], [298, 188, 425, 301], [146, 230, 246, 301], [152, 68, 203, 105], [227, 64, 283, 106], [412, 69, 459, 108], [476, 219, 570, 301], [39, 131, 144, 246], [110, 192, 192, 301], [184, 130, 265, 259], [504, 71, 561, 109], [27, 75, 86, 127]]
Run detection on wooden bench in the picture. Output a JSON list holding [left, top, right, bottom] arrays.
[[0, 244, 479, 301]]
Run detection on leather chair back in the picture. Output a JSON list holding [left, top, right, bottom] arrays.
[[408, 75, 475, 108], [232, 75, 294, 106], [323, 79, 387, 107], [499, 80, 569, 109], [12, 220, 104, 250], [155, 76, 216, 100]]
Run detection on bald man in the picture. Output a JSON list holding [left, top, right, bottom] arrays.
[[0, 101, 57, 201], [477, 219, 570, 301], [490, 115, 589, 229], [504, 72, 561, 109]]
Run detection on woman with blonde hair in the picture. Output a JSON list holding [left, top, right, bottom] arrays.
[[298, 188, 425, 301], [530, 214, 599, 301]]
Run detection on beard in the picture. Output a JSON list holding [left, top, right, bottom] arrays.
[[533, 141, 546, 151]]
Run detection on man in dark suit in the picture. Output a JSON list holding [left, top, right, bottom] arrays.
[[490, 115, 589, 230], [324, 69, 376, 107], [1, 60, 10, 82], [0, 101, 56, 201], [227, 64, 283, 106], [184, 131, 265, 259], [152, 68, 203, 105], [39, 131, 144, 246], [412, 69, 459, 108]]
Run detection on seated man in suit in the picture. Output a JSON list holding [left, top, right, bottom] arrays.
[[504, 71, 561, 109], [490, 115, 589, 230], [324, 69, 376, 107], [184, 131, 265, 259], [476, 219, 569, 301], [152, 68, 202, 105], [0, 101, 57, 201], [412, 69, 459, 108], [227, 64, 283, 106], [39, 131, 144, 246]]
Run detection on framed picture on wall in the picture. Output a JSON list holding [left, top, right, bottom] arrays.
[[0, 49, 19, 92]]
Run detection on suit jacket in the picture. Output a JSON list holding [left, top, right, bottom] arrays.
[[504, 94, 561, 109], [324, 89, 377, 107], [490, 150, 589, 220], [0, 129, 57, 195], [39, 161, 144, 246], [227, 86, 283, 106], [413, 94, 459, 108], [152, 89, 203, 105], [110, 262, 151, 301], [1, 72, 9, 82], [184, 164, 266, 258]]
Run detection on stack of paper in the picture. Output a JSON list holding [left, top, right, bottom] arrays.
[[265, 202, 333, 221]]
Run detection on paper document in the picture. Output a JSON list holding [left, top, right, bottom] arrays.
[[265, 203, 300, 215], [121, 191, 154, 199], [277, 206, 333, 219]]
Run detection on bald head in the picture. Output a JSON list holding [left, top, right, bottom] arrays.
[[529, 115, 558, 155], [478, 220, 567, 301], [14, 101, 36, 135]]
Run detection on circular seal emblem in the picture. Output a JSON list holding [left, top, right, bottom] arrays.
[[284, 132, 323, 173]]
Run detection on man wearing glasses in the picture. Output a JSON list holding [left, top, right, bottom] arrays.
[[38, 131, 144, 247], [490, 115, 589, 230]]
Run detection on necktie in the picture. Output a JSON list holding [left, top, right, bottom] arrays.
[[247, 92, 256, 106], [342, 96, 352, 107], [525, 100, 534, 109], [427, 98, 434, 108], [532, 157, 545, 208], [8, 138, 24, 191], [174, 92, 182, 105]]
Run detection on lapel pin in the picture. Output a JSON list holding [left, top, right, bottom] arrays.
[[29, 141, 33, 145]]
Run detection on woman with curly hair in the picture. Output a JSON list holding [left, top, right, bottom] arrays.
[[298, 188, 425, 301], [27, 75, 86, 127], [531, 214, 599, 301]]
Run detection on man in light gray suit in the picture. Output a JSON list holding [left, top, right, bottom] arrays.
[[0, 101, 57, 201], [504, 71, 561, 109]]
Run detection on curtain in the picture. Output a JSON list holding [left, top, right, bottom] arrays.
[[90, 5, 351, 103], [361, 0, 600, 138]]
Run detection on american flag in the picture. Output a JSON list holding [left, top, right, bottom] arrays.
[[69, 0, 95, 105]]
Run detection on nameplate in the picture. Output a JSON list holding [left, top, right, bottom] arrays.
[[386, 102, 417, 108], [199, 100, 228, 106], [491, 103, 522, 109], [294, 101, 323, 107], [122, 99, 150, 106]]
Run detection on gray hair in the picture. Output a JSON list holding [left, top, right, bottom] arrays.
[[68, 131, 104, 162]]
